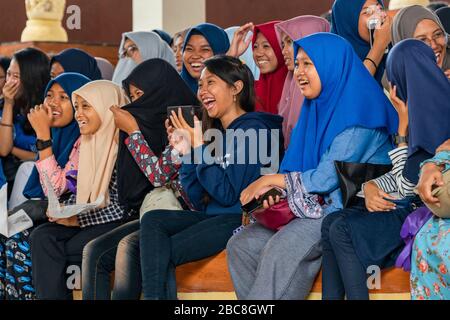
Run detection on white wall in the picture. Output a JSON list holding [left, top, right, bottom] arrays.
[[132, 0, 163, 32], [163, 0, 206, 35], [132, 0, 206, 35]]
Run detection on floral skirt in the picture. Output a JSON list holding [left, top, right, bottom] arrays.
[[411, 216, 450, 300]]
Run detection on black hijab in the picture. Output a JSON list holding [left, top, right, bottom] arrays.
[[118, 58, 199, 210]]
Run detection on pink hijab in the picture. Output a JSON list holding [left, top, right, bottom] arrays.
[[275, 16, 330, 149]]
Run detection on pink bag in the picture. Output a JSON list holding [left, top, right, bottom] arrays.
[[252, 199, 296, 231]]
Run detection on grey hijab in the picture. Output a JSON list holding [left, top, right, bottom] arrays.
[[392, 5, 450, 70], [112, 31, 176, 84]]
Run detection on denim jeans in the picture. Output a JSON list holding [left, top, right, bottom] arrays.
[[82, 219, 140, 300], [139, 210, 241, 300], [30, 221, 121, 300]]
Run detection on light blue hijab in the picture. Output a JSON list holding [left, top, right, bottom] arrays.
[[225, 26, 260, 80], [281, 33, 398, 173]]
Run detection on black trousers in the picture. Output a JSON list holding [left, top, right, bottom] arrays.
[[29, 221, 121, 300]]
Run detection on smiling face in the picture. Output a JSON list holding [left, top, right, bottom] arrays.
[[358, 0, 384, 43], [128, 83, 144, 102], [183, 34, 214, 79], [74, 95, 102, 135], [44, 82, 74, 127], [50, 61, 64, 79], [172, 35, 185, 72], [280, 31, 295, 71], [253, 32, 279, 74], [6, 59, 23, 98], [413, 19, 447, 68], [198, 68, 241, 120], [293, 49, 321, 99]]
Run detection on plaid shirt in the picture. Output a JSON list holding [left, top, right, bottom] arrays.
[[63, 169, 129, 228]]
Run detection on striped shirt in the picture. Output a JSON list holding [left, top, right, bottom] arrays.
[[370, 146, 416, 198]]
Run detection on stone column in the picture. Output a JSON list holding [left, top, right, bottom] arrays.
[[21, 0, 68, 42]]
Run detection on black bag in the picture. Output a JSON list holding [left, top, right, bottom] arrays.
[[9, 200, 49, 225], [334, 161, 392, 208]]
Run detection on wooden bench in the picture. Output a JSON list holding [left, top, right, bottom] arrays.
[[74, 250, 411, 300], [176, 251, 411, 300]]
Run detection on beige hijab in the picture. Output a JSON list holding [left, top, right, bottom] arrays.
[[71, 80, 129, 207]]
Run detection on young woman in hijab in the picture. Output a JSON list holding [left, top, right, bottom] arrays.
[[229, 21, 289, 114], [180, 23, 230, 93], [29, 81, 132, 300], [331, 0, 392, 85], [0, 48, 50, 208], [412, 141, 450, 300], [172, 28, 190, 73], [226, 26, 260, 80], [228, 33, 397, 300], [321, 39, 449, 300], [0, 72, 90, 300], [112, 31, 176, 85], [138, 55, 283, 300], [436, 6, 450, 33], [392, 5, 450, 78], [95, 57, 115, 81], [275, 16, 330, 149], [50, 48, 102, 80], [81, 59, 198, 300]]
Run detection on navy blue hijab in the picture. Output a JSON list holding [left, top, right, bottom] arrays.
[[51, 48, 102, 80], [331, 0, 387, 84], [387, 39, 450, 157], [281, 33, 398, 173], [23, 73, 91, 199], [180, 23, 230, 93], [153, 29, 173, 46]]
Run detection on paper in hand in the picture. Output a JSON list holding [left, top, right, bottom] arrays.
[[0, 183, 33, 238], [43, 173, 104, 219]]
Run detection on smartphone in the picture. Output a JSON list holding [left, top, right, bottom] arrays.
[[241, 187, 285, 215], [167, 105, 202, 128]]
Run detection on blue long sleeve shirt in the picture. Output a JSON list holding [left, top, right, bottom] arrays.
[[298, 126, 393, 214], [180, 112, 284, 215]]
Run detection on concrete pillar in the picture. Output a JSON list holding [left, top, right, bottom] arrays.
[[132, 0, 205, 35]]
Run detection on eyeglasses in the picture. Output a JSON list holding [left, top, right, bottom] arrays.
[[120, 45, 139, 59], [416, 31, 446, 47]]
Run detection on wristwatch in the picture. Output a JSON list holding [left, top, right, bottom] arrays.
[[36, 139, 53, 151], [394, 134, 408, 145]]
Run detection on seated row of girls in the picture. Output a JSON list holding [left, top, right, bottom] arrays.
[[320, 38, 450, 300], [0, 47, 117, 300], [227, 32, 398, 300]]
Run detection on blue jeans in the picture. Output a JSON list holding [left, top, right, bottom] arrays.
[[82, 219, 140, 300], [139, 210, 241, 300], [321, 209, 369, 300]]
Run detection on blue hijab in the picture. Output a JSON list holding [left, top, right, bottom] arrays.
[[23, 73, 91, 199], [51, 48, 102, 80], [387, 39, 450, 157], [181, 23, 230, 93], [331, 0, 387, 84], [152, 29, 173, 46], [281, 33, 398, 173]]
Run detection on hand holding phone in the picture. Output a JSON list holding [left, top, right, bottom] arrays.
[[167, 105, 201, 128], [241, 187, 285, 214]]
